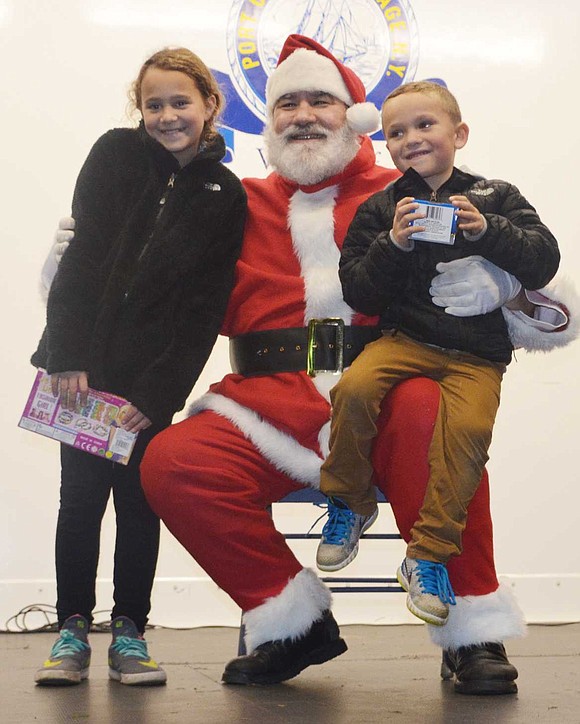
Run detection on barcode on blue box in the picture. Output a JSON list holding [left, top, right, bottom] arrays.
[[410, 200, 458, 245]]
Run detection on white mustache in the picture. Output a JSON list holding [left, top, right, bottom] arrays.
[[282, 123, 327, 141]]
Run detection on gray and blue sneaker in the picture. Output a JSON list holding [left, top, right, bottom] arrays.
[[397, 557, 456, 626], [35, 614, 91, 685], [108, 616, 167, 686], [316, 498, 379, 572]]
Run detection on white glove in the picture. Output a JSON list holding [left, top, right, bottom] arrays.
[[430, 255, 522, 317], [40, 217, 75, 299]]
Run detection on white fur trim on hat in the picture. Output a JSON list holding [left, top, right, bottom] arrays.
[[346, 102, 381, 135], [267, 36, 382, 135], [266, 48, 353, 115]]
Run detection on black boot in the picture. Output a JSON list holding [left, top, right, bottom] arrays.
[[441, 642, 518, 695], [222, 610, 347, 685]]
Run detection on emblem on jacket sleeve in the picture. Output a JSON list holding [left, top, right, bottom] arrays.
[[470, 187, 495, 196]]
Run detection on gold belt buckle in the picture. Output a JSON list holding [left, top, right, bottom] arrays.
[[306, 318, 345, 377]]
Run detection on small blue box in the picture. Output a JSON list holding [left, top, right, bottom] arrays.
[[410, 200, 458, 245]]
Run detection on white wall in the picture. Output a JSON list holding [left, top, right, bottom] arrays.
[[1, 0, 579, 631]]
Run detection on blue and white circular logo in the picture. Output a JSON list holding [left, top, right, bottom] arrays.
[[226, 0, 419, 127]]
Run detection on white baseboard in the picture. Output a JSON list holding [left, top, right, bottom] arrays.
[[1, 573, 579, 632]]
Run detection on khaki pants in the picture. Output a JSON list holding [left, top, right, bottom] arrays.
[[320, 331, 505, 562]]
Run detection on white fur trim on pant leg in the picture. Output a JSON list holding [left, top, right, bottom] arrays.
[[188, 393, 323, 487], [242, 568, 332, 653], [427, 584, 526, 650]]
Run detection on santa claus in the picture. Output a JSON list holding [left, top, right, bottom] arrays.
[[138, 35, 574, 692]]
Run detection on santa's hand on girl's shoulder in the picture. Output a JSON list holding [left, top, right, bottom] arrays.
[[40, 216, 75, 300]]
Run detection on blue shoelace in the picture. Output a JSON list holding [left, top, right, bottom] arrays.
[[50, 628, 89, 657], [414, 560, 456, 605], [110, 636, 149, 659], [319, 500, 356, 545]]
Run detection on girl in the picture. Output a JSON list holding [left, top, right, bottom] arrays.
[[32, 47, 247, 687]]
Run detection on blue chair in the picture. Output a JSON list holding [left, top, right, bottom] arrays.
[[277, 486, 403, 593]]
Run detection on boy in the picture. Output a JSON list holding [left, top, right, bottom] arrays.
[[316, 81, 560, 625]]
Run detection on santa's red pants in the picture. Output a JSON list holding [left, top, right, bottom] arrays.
[[141, 378, 498, 614]]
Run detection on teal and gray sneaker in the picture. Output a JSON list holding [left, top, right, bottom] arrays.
[[35, 614, 91, 685], [108, 616, 167, 686]]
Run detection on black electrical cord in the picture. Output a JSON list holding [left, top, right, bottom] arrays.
[[3, 604, 119, 633]]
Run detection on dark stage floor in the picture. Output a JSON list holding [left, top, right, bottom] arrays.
[[2, 622, 579, 723]]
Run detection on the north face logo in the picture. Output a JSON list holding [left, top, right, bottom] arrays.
[[470, 188, 495, 196]]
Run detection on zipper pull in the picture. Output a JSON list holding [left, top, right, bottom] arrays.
[[430, 190, 438, 202], [159, 174, 175, 206]]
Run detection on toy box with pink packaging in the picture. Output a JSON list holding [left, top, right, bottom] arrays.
[[18, 370, 138, 465]]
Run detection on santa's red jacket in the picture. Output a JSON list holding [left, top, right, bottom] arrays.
[[190, 137, 398, 486]]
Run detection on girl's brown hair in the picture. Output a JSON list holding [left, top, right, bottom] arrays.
[[129, 47, 224, 145]]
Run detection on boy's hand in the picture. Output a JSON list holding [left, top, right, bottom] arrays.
[[119, 405, 152, 433], [449, 195, 486, 237], [390, 196, 424, 249], [51, 371, 89, 410]]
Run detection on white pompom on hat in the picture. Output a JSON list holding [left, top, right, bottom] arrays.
[[265, 34, 380, 135]]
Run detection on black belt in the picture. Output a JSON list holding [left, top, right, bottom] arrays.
[[229, 319, 381, 377]]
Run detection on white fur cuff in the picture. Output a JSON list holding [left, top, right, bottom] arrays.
[[503, 275, 580, 352], [242, 568, 332, 653], [428, 584, 526, 650]]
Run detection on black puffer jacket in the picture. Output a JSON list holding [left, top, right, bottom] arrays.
[[32, 125, 247, 425], [339, 167, 560, 363]]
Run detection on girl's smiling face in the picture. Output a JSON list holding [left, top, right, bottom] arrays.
[[140, 68, 216, 167]]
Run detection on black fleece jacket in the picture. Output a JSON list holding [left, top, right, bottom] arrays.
[[32, 125, 247, 425], [339, 167, 560, 363]]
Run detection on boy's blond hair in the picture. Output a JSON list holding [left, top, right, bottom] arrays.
[[381, 81, 462, 125]]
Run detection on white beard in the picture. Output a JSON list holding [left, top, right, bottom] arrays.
[[263, 121, 361, 186]]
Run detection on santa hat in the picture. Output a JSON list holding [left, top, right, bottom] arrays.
[[265, 34, 380, 135]]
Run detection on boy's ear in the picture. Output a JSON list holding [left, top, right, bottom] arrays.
[[454, 122, 469, 150]]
